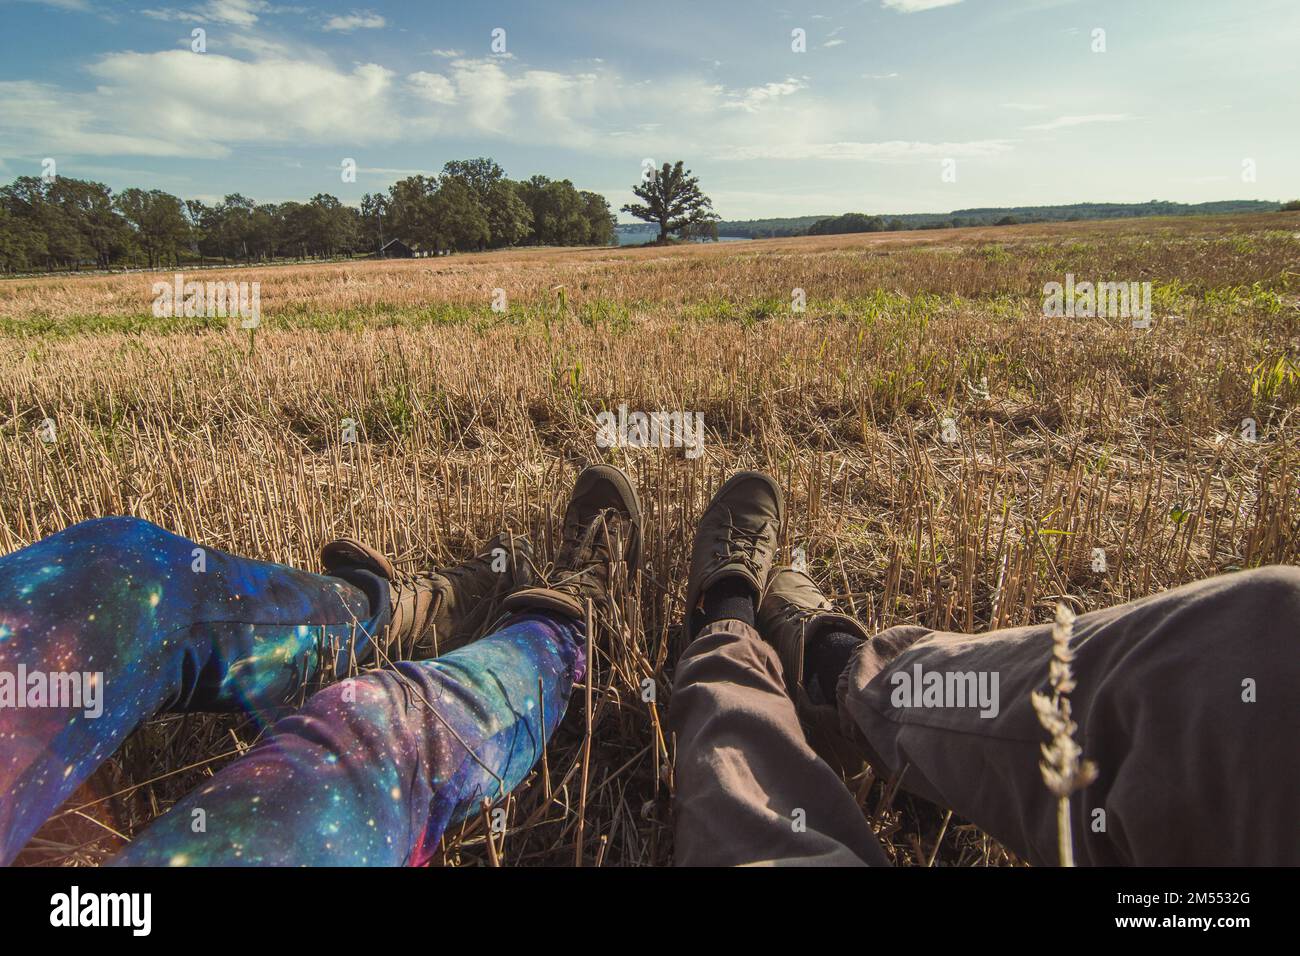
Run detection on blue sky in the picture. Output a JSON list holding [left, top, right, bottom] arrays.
[[1, 0, 1296, 220]]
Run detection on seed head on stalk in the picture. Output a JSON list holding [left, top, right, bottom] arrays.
[[1031, 603, 1098, 866]]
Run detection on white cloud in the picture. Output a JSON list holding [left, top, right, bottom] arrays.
[[223, 32, 296, 57], [0, 52, 408, 160], [719, 140, 1014, 161], [1023, 113, 1135, 131], [430, 48, 464, 58], [721, 77, 807, 113], [407, 71, 456, 105], [881, 0, 964, 12], [142, 0, 270, 25], [204, 0, 265, 24], [440, 58, 517, 133], [406, 58, 615, 143], [0, 45, 923, 172], [11, 0, 91, 10], [509, 67, 608, 145], [322, 11, 386, 32], [0, 79, 229, 158], [140, 7, 202, 22], [0, 48, 649, 160]]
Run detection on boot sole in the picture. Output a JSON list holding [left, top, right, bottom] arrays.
[[575, 463, 643, 576], [503, 465, 643, 621]]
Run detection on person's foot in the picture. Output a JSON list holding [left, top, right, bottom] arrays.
[[758, 567, 872, 770], [321, 532, 533, 659], [503, 464, 642, 621], [759, 567, 871, 700], [684, 470, 783, 637]]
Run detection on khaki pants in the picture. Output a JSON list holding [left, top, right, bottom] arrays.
[[669, 566, 1300, 866]]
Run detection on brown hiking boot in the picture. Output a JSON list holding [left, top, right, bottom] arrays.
[[684, 470, 783, 629], [759, 567, 872, 771], [503, 464, 641, 622], [321, 532, 533, 659]]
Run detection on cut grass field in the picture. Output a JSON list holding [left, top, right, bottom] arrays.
[[4, 212, 1299, 866]]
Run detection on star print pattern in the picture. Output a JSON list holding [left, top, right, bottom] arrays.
[[0, 515, 385, 864], [111, 612, 582, 866]]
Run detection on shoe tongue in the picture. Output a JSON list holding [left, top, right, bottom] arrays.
[[572, 515, 616, 562], [320, 539, 396, 580]]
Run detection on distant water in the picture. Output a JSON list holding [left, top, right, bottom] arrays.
[[615, 233, 750, 246]]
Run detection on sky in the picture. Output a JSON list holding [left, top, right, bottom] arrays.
[[0, 0, 1297, 221]]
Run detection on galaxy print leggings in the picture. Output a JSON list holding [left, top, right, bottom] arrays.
[[0, 516, 583, 866]]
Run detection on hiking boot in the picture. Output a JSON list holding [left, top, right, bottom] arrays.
[[759, 568, 872, 698], [758, 567, 872, 771], [321, 532, 533, 659], [503, 464, 642, 621], [684, 470, 783, 630]]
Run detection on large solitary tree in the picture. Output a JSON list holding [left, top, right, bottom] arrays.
[[621, 161, 718, 242]]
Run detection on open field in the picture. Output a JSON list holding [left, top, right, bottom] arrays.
[[4, 212, 1299, 866]]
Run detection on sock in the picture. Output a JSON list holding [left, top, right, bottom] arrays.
[[804, 629, 864, 705], [325, 566, 392, 661], [690, 576, 757, 638]]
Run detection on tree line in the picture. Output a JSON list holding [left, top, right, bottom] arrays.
[[0, 157, 617, 274], [707, 200, 1290, 239]]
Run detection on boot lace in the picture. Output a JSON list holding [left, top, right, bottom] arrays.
[[719, 518, 772, 578]]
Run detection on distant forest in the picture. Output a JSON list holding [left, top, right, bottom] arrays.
[[615, 199, 1289, 240], [0, 157, 617, 274]]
